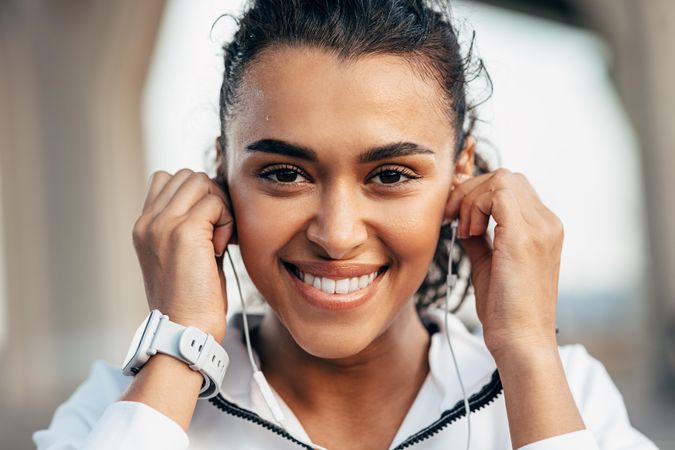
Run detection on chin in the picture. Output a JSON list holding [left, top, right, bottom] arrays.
[[281, 313, 383, 360]]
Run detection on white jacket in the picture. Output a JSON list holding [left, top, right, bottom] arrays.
[[34, 310, 658, 450]]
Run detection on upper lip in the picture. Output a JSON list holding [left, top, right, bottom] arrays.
[[283, 260, 387, 279]]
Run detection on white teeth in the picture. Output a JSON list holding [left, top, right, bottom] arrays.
[[296, 268, 382, 294], [335, 279, 350, 294], [321, 278, 336, 294]]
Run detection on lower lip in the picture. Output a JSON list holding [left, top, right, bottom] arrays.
[[284, 265, 385, 312]]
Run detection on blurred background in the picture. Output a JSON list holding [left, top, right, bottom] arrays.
[[1, 0, 674, 448]]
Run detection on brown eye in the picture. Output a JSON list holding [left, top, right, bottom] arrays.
[[377, 170, 403, 184], [258, 164, 310, 184], [370, 167, 421, 186], [275, 169, 300, 183]]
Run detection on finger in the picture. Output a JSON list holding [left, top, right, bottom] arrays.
[[142, 171, 171, 212], [459, 232, 493, 270], [463, 188, 525, 239], [456, 171, 513, 237], [467, 190, 492, 237], [187, 194, 234, 256], [148, 168, 195, 215], [449, 169, 540, 236], [164, 172, 231, 218], [445, 171, 496, 221]]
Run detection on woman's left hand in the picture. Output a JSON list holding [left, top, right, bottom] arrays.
[[444, 168, 564, 360]]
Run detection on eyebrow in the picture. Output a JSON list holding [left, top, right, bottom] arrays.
[[245, 139, 435, 163]]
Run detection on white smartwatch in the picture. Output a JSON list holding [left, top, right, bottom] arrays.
[[122, 309, 229, 399]]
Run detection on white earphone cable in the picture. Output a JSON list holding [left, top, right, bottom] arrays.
[[445, 219, 471, 450], [226, 249, 258, 371], [225, 219, 470, 450], [225, 248, 328, 450]]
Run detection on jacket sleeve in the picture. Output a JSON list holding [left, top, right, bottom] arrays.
[[33, 360, 189, 450], [516, 344, 659, 450]]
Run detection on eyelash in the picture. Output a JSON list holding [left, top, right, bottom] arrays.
[[257, 164, 311, 184], [369, 166, 422, 186], [256, 164, 422, 187]]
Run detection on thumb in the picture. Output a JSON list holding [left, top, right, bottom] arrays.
[[213, 220, 234, 257], [216, 255, 229, 335], [459, 233, 492, 275], [459, 234, 493, 316]]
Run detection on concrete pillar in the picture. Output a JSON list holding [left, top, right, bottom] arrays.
[[572, 0, 675, 392], [0, 0, 165, 446]]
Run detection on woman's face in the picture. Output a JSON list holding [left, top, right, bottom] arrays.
[[225, 46, 456, 359]]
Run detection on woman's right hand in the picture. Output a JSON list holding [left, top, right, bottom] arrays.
[[132, 169, 234, 342]]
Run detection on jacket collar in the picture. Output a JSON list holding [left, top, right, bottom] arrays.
[[217, 308, 497, 421]]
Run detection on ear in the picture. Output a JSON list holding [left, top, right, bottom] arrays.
[[453, 135, 475, 183], [215, 136, 228, 181], [215, 136, 224, 163], [213, 136, 238, 245]]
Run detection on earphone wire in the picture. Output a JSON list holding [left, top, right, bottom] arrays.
[[226, 249, 258, 371], [225, 233, 469, 450], [225, 248, 329, 450], [446, 219, 471, 450]]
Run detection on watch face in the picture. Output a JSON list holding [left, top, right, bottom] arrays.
[[122, 310, 160, 375]]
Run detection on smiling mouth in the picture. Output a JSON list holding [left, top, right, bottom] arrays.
[[283, 262, 388, 295]]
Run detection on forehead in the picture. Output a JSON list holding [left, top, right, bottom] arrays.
[[226, 45, 454, 157]]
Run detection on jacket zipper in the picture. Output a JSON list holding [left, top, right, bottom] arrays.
[[208, 395, 314, 449], [208, 369, 502, 449], [392, 369, 502, 449]]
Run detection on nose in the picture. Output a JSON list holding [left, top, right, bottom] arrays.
[[306, 183, 369, 260]]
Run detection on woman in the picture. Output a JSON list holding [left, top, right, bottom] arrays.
[[34, 0, 658, 449]]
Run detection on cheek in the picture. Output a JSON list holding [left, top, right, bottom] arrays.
[[229, 174, 448, 307], [228, 184, 308, 292], [377, 193, 445, 286]]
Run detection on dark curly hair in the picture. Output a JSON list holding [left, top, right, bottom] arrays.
[[212, 0, 497, 313]]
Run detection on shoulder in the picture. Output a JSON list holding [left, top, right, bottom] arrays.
[[66, 359, 132, 410], [557, 343, 625, 414], [557, 343, 628, 423], [33, 359, 132, 447], [556, 344, 658, 449]]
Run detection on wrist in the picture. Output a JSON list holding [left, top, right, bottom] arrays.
[[139, 353, 204, 386], [164, 312, 227, 343], [489, 337, 559, 370], [123, 353, 203, 431], [490, 339, 585, 448], [123, 309, 229, 399]]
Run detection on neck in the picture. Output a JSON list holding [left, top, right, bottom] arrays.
[[253, 302, 431, 418]]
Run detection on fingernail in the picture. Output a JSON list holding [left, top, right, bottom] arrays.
[[215, 250, 224, 258]]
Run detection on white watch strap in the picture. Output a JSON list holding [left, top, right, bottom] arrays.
[[149, 315, 229, 398]]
